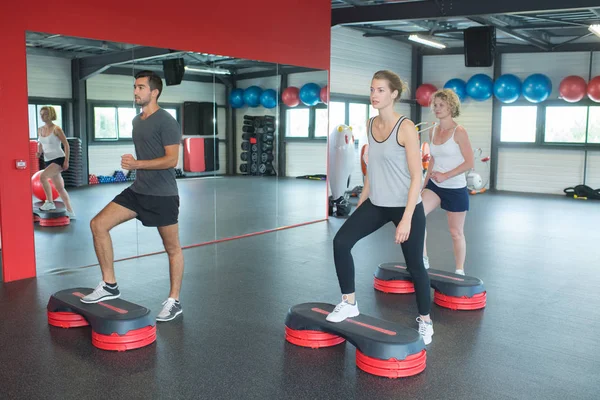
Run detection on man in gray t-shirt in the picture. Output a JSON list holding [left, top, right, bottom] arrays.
[[82, 71, 184, 323]]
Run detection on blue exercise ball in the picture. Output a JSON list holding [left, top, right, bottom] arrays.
[[494, 74, 522, 103], [260, 89, 278, 109], [444, 79, 467, 102], [299, 83, 321, 106], [522, 73, 552, 103], [243, 86, 263, 108], [466, 74, 494, 101], [230, 88, 245, 108]]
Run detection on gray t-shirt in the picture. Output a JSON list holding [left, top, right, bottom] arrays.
[[129, 108, 181, 196]]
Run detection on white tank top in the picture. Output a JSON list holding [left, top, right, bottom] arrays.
[[429, 125, 466, 189], [38, 126, 65, 161]]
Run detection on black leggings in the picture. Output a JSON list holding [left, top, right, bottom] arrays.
[[333, 199, 431, 316]]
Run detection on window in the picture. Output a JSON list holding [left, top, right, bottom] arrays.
[[544, 106, 587, 144], [500, 106, 537, 143], [28, 103, 64, 139], [286, 109, 310, 138], [92, 105, 179, 141], [349, 103, 368, 141], [588, 107, 600, 144], [369, 105, 377, 119], [329, 101, 346, 130], [314, 109, 329, 138], [283, 98, 371, 141]]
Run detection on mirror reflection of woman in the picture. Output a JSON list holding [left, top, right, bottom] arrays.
[[37, 106, 75, 218]]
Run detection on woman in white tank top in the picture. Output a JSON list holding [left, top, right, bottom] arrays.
[[37, 106, 75, 217], [422, 89, 474, 275]]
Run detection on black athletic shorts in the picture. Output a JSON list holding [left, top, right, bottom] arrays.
[[45, 157, 65, 168], [112, 187, 179, 227]]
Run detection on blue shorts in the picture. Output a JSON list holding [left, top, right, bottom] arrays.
[[425, 180, 469, 212]]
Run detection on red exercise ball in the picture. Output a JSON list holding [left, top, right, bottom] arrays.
[[587, 76, 600, 103], [559, 75, 587, 103], [416, 84, 438, 107], [282, 86, 300, 107], [320, 86, 329, 104], [32, 170, 59, 201]]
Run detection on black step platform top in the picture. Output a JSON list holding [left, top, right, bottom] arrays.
[[376, 263, 485, 298], [285, 302, 424, 360], [47, 288, 154, 335], [33, 201, 67, 219]]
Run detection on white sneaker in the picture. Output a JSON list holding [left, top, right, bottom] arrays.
[[66, 210, 76, 220], [455, 269, 465, 276], [40, 201, 56, 211], [417, 317, 434, 345], [423, 256, 430, 270], [80, 281, 121, 304], [156, 298, 183, 322], [326, 300, 359, 323]]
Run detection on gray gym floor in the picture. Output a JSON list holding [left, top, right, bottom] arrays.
[[0, 191, 599, 399]]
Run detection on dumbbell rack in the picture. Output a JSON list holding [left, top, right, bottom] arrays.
[[239, 115, 276, 176]]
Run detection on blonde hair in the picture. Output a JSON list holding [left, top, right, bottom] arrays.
[[40, 106, 57, 121], [372, 70, 410, 102], [430, 89, 461, 118]]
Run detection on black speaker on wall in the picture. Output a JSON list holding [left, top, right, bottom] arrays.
[[163, 58, 185, 86], [464, 26, 496, 67], [183, 102, 217, 136]]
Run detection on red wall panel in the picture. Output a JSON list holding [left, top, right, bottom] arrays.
[[0, 0, 331, 281]]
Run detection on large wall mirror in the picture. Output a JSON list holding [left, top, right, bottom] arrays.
[[26, 31, 329, 275]]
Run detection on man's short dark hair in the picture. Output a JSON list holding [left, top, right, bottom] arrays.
[[135, 70, 163, 100]]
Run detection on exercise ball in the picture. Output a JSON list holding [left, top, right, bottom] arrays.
[[522, 74, 552, 103], [260, 89, 278, 109], [466, 74, 493, 101], [320, 86, 329, 104], [282, 86, 300, 107], [493, 74, 522, 103], [416, 83, 437, 107], [559, 76, 587, 103], [587, 76, 600, 103], [229, 88, 245, 108], [444, 79, 467, 102], [32, 170, 59, 201], [243, 86, 263, 108], [299, 83, 321, 106]]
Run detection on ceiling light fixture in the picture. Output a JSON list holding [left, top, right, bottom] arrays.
[[184, 66, 231, 75], [408, 34, 446, 49], [589, 24, 600, 38]]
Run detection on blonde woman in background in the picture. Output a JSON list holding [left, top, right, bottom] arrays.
[[37, 106, 75, 218], [422, 89, 473, 275]]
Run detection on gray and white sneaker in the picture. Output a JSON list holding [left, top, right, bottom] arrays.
[[417, 317, 434, 345], [423, 256, 430, 270], [80, 281, 120, 304], [40, 201, 56, 211], [156, 298, 183, 322]]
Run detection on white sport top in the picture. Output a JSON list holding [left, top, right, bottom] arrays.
[[429, 125, 466, 189], [38, 126, 65, 161]]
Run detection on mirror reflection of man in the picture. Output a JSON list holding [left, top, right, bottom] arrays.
[[81, 70, 184, 323]]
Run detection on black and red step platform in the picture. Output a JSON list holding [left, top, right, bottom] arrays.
[[284, 302, 426, 379], [374, 263, 487, 310], [33, 201, 70, 226], [47, 288, 156, 351]]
